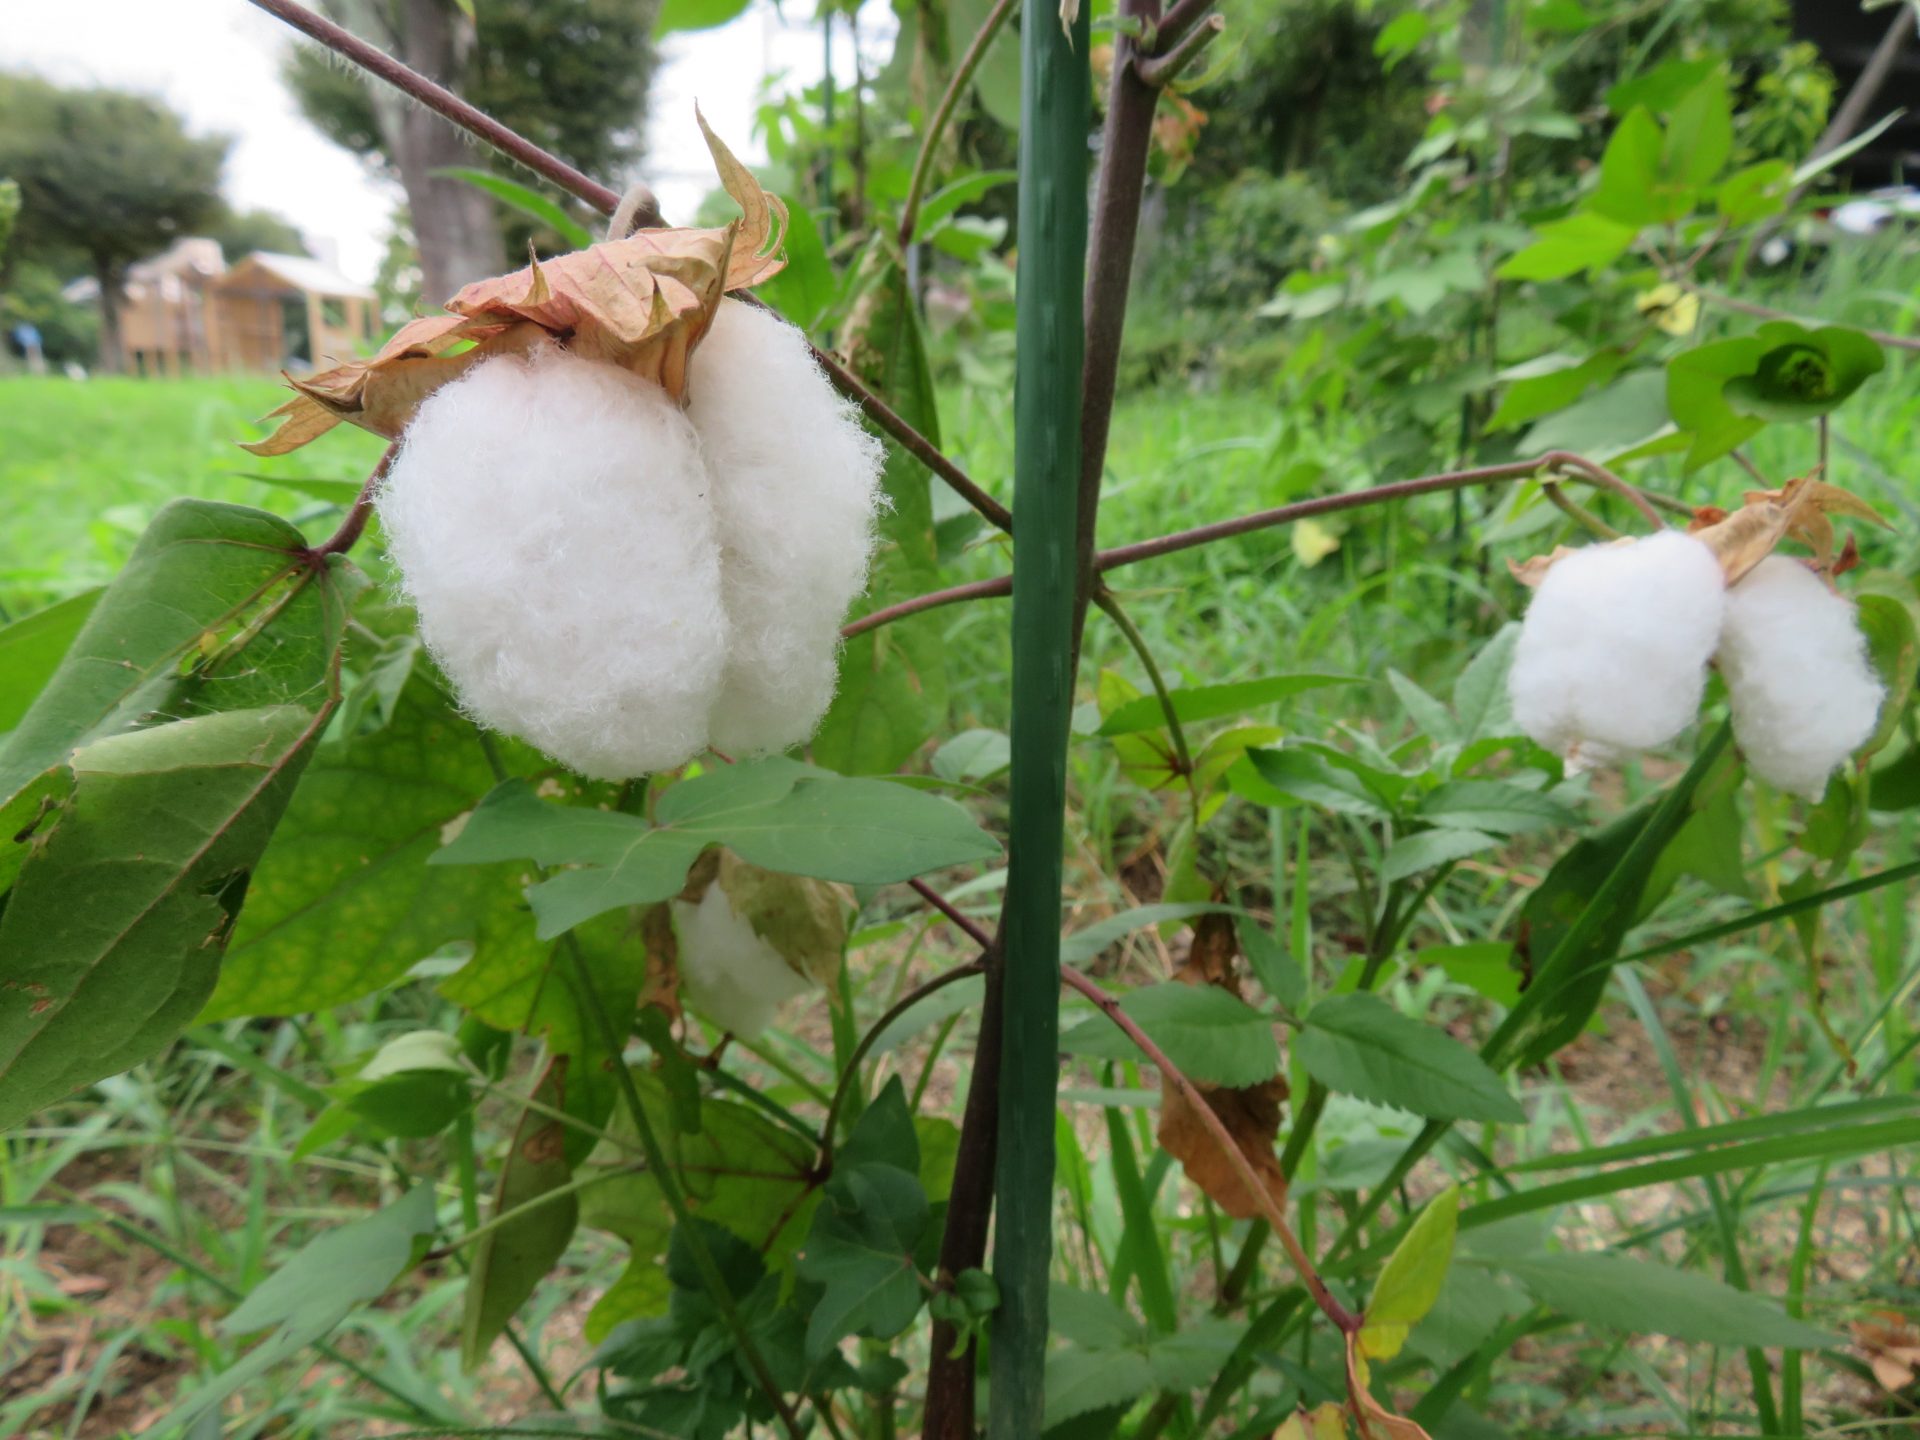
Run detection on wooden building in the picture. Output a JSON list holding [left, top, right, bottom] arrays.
[[79, 239, 378, 376]]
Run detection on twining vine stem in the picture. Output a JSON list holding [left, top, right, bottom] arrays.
[[1060, 966, 1360, 1333], [844, 449, 1666, 638]]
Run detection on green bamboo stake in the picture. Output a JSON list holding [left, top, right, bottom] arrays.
[[988, 6, 1091, 1434]]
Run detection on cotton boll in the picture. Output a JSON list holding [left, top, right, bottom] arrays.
[[1718, 556, 1883, 798], [379, 346, 729, 778], [672, 882, 815, 1039], [1508, 530, 1727, 764], [686, 299, 885, 755]]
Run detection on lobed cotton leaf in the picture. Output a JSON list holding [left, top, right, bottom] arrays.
[[378, 345, 729, 779], [1508, 530, 1726, 765], [687, 299, 885, 755], [1717, 555, 1883, 797], [671, 881, 815, 1039]]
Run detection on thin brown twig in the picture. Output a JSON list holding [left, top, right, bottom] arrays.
[[843, 451, 1665, 639], [1060, 966, 1360, 1333], [1136, 13, 1224, 88], [247, 0, 1011, 536], [911, 877, 996, 950], [310, 442, 397, 557]]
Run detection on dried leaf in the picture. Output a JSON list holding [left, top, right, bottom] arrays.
[[1156, 914, 1288, 1220], [1507, 540, 1622, 588], [243, 110, 789, 456], [1691, 499, 1793, 585], [1345, 1335, 1435, 1440], [1852, 1311, 1920, 1392], [1694, 474, 1893, 580], [1157, 1075, 1289, 1220]]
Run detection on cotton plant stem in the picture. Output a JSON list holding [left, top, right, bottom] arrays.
[[910, 876, 996, 949], [1094, 587, 1194, 780], [311, 442, 397, 558], [1061, 967, 1360, 1332], [246, 0, 1011, 537], [558, 938, 806, 1440], [1135, 13, 1224, 88], [817, 960, 986, 1171], [897, 0, 1020, 246], [846, 451, 1666, 638]]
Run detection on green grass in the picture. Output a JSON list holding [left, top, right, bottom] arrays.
[[0, 376, 388, 616]]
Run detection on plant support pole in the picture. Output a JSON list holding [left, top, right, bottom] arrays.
[[988, 4, 1090, 1435]]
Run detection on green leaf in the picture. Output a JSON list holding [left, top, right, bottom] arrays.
[[911, 169, 1017, 241], [434, 167, 594, 248], [168, 1187, 437, 1431], [1666, 336, 1768, 470], [1380, 828, 1499, 884], [0, 589, 99, 736], [1858, 594, 1920, 758], [1717, 160, 1792, 224], [1237, 916, 1306, 1011], [1591, 107, 1694, 225], [462, 1054, 578, 1369], [1604, 57, 1720, 116], [1453, 626, 1519, 745], [1791, 109, 1906, 188], [435, 760, 999, 938], [1297, 993, 1523, 1122], [840, 1076, 921, 1174], [1042, 1318, 1246, 1427], [932, 728, 1012, 783], [1060, 902, 1236, 965], [1418, 780, 1577, 835], [1098, 674, 1362, 736], [757, 202, 834, 331], [1058, 982, 1282, 1087], [1486, 352, 1627, 433], [815, 619, 950, 776], [946, 0, 1021, 130], [205, 677, 544, 1019], [654, 0, 752, 34], [0, 500, 343, 812], [1496, 212, 1638, 281], [0, 699, 343, 1127], [1663, 69, 1733, 188], [1721, 323, 1885, 422], [1495, 1254, 1836, 1348], [1361, 1185, 1459, 1360], [1519, 368, 1671, 459], [797, 1161, 930, 1358], [1246, 748, 1390, 819], [1387, 668, 1458, 746]]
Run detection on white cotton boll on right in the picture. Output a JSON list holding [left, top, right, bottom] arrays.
[[686, 299, 885, 755], [1508, 530, 1727, 763], [672, 883, 815, 1039], [378, 345, 729, 779], [1718, 556, 1884, 798]]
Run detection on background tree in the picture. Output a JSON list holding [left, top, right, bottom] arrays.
[[284, 0, 659, 301], [0, 74, 226, 372], [207, 203, 311, 262]]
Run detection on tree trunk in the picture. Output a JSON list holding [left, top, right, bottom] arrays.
[[94, 258, 126, 375], [345, 0, 504, 304]]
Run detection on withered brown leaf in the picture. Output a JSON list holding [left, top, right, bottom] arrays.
[[1852, 1310, 1920, 1392], [244, 109, 788, 457]]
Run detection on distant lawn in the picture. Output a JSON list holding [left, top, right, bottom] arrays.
[[0, 375, 388, 616]]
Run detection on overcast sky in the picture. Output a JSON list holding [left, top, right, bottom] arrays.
[[5, 0, 887, 283]]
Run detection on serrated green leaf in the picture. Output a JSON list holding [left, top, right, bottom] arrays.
[[1298, 993, 1522, 1122], [1058, 982, 1282, 1087], [797, 1161, 930, 1358], [1380, 827, 1499, 884], [1246, 748, 1390, 818], [1237, 916, 1306, 1011], [1454, 625, 1519, 746]]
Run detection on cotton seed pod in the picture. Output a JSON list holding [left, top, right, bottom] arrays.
[[687, 299, 885, 754], [670, 850, 850, 1038], [1717, 555, 1883, 798], [1508, 530, 1727, 766], [377, 344, 729, 779]]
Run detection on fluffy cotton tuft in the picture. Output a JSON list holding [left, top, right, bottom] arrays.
[[672, 882, 814, 1039], [687, 299, 885, 754], [1509, 530, 1727, 764], [1717, 555, 1883, 797], [379, 345, 729, 778]]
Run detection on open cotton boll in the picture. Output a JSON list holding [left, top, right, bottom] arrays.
[[378, 345, 728, 778], [686, 299, 885, 755], [1718, 556, 1883, 798], [1509, 530, 1727, 764], [671, 882, 816, 1039]]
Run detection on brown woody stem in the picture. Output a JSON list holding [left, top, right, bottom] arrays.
[[248, 0, 1011, 536], [1060, 966, 1360, 1333], [311, 442, 397, 558], [843, 450, 1665, 639], [1136, 13, 1224, 88]]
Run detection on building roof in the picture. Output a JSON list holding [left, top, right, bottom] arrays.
[[224, 252, 376, 301]]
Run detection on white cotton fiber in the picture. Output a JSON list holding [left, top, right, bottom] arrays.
[[671, 882, 814, 1039], [1717, 556, 1884, 798], [686, 299, 884, 755], [1508, 530, 1727, 765], [378, 346, 729, 778]]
